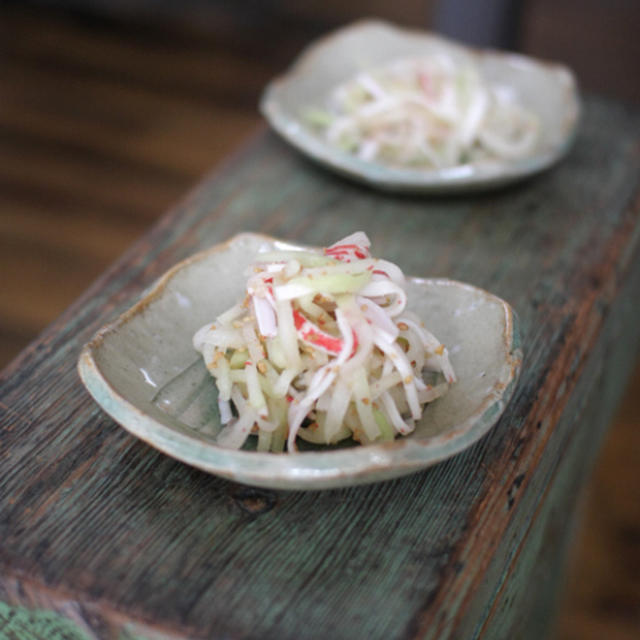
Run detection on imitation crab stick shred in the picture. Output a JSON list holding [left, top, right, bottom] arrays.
[[292, 309, 344, 354], [193, 232, 456, 453]]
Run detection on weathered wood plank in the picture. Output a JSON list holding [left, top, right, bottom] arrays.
[[1, 96, 639, 639]]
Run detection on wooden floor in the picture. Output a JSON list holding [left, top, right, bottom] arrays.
[[1, 4, 639, 638]]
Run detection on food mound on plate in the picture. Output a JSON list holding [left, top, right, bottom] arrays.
[[305, 54, 539, 169], [193, 232, 456, 452]]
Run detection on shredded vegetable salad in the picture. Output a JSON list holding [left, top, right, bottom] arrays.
[[305, 54, 539, 169], [193, 232, 456, 452]]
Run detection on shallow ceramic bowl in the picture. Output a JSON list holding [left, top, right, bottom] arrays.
[[78, 233, 522, 490], [260, 19, 580, 193]]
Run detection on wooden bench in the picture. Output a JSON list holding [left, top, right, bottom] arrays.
[[1, 94, 639, 639]]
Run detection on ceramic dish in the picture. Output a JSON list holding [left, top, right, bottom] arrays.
[[78, 233, 522, 490], [260, 19, 580, 193]]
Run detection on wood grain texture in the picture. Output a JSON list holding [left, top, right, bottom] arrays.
[[1, 95, 639, 639], [0, 6, 263, 367]]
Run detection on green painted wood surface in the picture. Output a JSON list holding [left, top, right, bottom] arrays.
[[1, 95, 640, 639], [0, 602, 89, 640]]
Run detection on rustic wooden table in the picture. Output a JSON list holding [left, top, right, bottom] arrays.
[[1, 95, 639, 640]]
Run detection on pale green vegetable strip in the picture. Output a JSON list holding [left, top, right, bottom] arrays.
[[245, 362, 267, 416], [273, 367, 299, 398], [257, 429, 272, 452], [285, 272, 371, 296], [352, 367, 380, 442], [266, 337, 287, 371], [209, 352, 231, 401], [374, 408, 394, 441], [324, 385, 352, 441], [275, 299, 301, 370], [297, 294, 332, 324], [229, 369, 246, 383], [229, 348, 248, 369]]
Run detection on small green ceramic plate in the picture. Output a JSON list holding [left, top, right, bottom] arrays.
[[78, 233, 522, 490], [260, 19, 580, 193]]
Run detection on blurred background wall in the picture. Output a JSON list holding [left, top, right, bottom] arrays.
[[1, 1, 639, 638]]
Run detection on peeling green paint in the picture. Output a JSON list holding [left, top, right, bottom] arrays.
[[0, 602, 90, 640]]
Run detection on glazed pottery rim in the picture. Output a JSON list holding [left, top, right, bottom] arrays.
[[78, 232, 523, 489]]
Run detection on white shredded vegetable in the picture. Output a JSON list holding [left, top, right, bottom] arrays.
[[305, 54, 539, 169], [193, 232, 456, 452]]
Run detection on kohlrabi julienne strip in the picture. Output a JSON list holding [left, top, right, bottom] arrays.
[[304, 54, 539, 170], [193, 231, 456, 452]]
